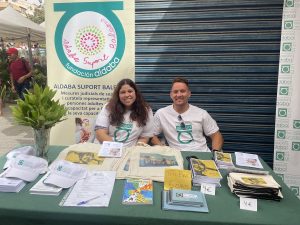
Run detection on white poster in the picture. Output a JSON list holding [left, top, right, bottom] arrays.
[[274, 0, 300, 199], [45, 0, 135, 145]]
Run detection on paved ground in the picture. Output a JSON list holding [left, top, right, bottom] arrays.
[[0, 103, 33, 156]]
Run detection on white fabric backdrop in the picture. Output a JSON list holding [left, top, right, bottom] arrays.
[[274, 0, 300, 199]]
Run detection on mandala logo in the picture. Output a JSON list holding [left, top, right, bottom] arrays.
[[75, 26, 105, 56], [54, 2, 125, 78]]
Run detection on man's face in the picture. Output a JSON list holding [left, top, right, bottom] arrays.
[[7, 53, 17, 62], [170, 82, 191, 107]]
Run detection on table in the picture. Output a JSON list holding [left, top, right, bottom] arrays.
[[0, 146, 299, 225]]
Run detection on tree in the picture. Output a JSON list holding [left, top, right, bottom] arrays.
[[26, 7, 45, 24]]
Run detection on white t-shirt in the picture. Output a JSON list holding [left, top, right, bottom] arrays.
[[95, 104, 154, 147], [153, 104, 219, 151]]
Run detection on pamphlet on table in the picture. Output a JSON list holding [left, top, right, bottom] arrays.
[[190, 159, 222, 187], [235, 152, 263, 169], [0, 172, 26, 193], [60, 171, 116, 207], [162, 189, 209, 213], [30, 172, 63, 196], [122, 178, 153, 205], [99, 141, 123, 158]]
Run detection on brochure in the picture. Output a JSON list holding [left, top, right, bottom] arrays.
[[122, 178, 153, 205], [99, 141, 123, 158], [235, 152, 263, 169]]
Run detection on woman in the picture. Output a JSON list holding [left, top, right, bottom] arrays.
[[95, 79, 153, 147]]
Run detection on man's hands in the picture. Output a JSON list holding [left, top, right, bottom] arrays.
[[17, 74, 31, 84]]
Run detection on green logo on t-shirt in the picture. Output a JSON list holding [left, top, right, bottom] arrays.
[[176, 122, 194, 144], [114, 123, 132, 142]]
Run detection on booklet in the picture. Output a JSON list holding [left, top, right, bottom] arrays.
[[235, 152, 263, 169], [162, 190, 209, 213], [122, 178, 153, 205], [214, 151, 234, 169], [99, 141, 123, 158], [190, 159, 222, 187], [168, 189, 205, 207]]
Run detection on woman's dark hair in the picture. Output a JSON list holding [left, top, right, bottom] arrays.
[[107, 78, 150, 127]]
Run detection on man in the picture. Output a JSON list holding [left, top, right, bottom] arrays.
[[7, 48, 32, 100], [151, 77, 223, 152]]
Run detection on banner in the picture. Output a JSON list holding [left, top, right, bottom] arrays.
[[274, 0, 300, 199], [45, 0, 135, 145]]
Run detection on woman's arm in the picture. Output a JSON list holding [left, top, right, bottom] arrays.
[[137, 137, 149, 144], [95, 128, 113, 143]]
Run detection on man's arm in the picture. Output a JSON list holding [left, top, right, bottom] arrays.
[[17, 68, 32, 84], [209, 131, 224, 151], [151, 135, 164, 146], [9, 73, 16, 93]]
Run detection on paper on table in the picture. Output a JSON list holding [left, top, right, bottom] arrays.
[[30, 172, 62, 196], [99, 141, 123, 158], [0, 177, 26, 193], [60, 171, 116, 207], [235, 152, 263, 169], [164, 168, 191, 191]]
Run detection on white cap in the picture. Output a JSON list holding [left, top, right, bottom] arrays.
[[44, 160, 87, 188], [4, 154, 48, 182], [4, 146, 36, 169]]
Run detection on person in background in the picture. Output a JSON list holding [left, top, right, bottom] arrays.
[[95, 78, 153, 147], [75, 118, 91, 143], [151, 77, 223, 152], [7, 48, 32, 100]]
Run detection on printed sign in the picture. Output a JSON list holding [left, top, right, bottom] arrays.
[[274, 0, 300, 199], [45, 0, 134, 145]]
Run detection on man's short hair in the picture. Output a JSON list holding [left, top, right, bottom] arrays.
[[171, 77, 190, 89]]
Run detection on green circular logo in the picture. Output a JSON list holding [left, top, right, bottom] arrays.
[[54, 3, 125, 78]]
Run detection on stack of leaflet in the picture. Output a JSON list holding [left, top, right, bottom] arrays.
[[190, 158, 222, 187], [30, 172, 63, 196], [214, 151, 234, 169], [162, 189, 209, 212], [0, 177, 26, 192], [227, 172, 283, 201]]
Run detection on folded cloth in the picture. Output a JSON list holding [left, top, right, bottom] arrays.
[[4, 146, 35, 169], [4, 154, 48, 182], [44, 160, 87, 188]]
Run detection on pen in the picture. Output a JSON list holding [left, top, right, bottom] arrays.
[[77, 194, 105, 206]]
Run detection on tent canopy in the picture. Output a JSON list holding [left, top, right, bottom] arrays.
[[0, 6, 45, 42]]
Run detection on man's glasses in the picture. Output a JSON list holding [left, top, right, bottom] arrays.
[[178, 115, 186, 129]]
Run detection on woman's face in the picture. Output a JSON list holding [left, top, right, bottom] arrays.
[[119, 84, 136, 109]]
